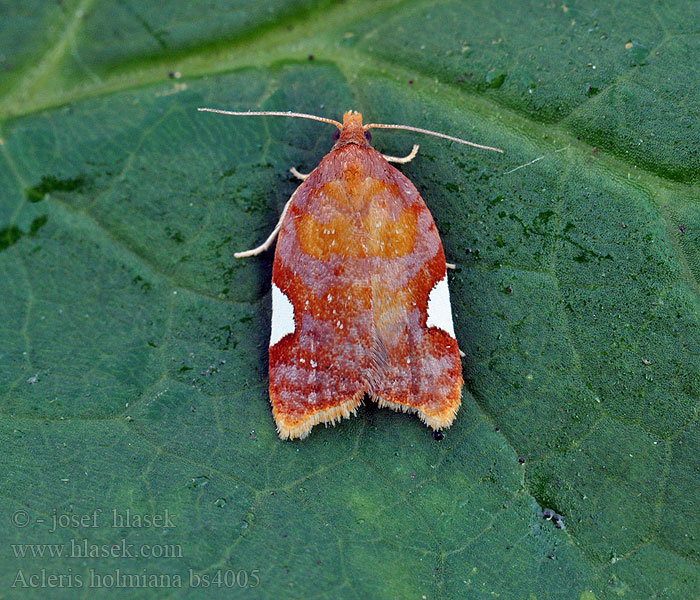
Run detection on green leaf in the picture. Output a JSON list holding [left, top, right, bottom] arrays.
[[2, 1, 699, 598]]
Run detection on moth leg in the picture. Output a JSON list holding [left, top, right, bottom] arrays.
[[234, 195, 293, 258], [289, 166, 310, 181], [382, 144, 419, 165]]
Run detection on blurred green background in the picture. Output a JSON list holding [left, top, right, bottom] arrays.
[[1, 1, 699, 598]]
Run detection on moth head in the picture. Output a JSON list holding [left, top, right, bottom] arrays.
[[332, 110, 371, 149]]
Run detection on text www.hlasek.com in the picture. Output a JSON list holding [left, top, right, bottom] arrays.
[[12, 539, 182, 559]]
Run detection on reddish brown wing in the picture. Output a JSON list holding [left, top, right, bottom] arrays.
[[269, 143, 462, 439]]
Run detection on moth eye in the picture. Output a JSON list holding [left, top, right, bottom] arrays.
[[333, 129, 341, 141], [364, 130, 372, 142]]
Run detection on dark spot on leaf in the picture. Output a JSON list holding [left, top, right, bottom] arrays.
[[0, 226, 23, 251], [29, 215, 48, 237], [534, 210, 555, 228], [26, 174, 87, 202], [486, 72, 506, 89], [131, 275, 152, 293], [165, 226, 185, 243], [433, 431, 444, 441]]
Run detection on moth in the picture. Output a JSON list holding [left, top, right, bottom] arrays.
[[198, 108, 503, 439]]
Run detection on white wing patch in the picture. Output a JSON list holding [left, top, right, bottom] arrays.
[[270, 283, 295, 347], [426, 275, 456, 338]]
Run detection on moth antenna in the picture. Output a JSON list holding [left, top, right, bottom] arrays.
[[197, 108, 343, 128], [363, 122, 504, 153]]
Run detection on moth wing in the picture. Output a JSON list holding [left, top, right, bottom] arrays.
[[362, 156, 463, 429], [268, 157, 371, 439]]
